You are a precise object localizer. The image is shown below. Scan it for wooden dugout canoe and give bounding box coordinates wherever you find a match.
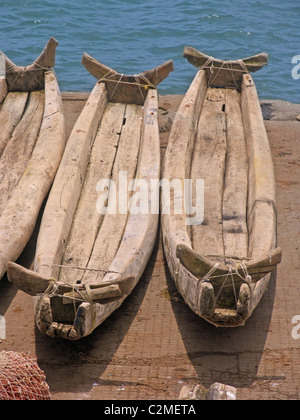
[161,47,282,327]
[8,54,174,340]
[0,37,65,281]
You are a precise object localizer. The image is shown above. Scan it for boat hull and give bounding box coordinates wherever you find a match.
[8,57,173,339]
[162,67,281,327]
[0,38,65,280]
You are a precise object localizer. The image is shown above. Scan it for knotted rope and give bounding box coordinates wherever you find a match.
[200,258,253,308]
[200,56,249,89]
[41,262,119,274]
[97,69,156,102]
[39,279,99,336]
[5,60,53,90]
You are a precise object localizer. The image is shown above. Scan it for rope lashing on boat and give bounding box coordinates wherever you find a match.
[40,280,113,337]
[176,255,253,308]
[39,279,95,304]
[200,56,249,89]
[198,260,253,307]
[41,263,120,275]
[41,264,122,301]
[214,266,239,307]
[201,262,220,283]
[5,60,52,89]
[40,279,60,299]
[239,263,253,285]
[97,69,156,102]
[39,279,98,335]
[177,254,253,286]
[40,263,124,305]
[199,262,253,284]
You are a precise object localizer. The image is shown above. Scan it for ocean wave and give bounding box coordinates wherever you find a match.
[0,0,299,101]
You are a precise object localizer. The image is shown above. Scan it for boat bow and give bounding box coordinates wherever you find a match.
[176,244,282,283]
[7,262,136,340]
[183,46,268,89]
[1,37,58,91]
[174,244,282,326]
[82,53,174,104]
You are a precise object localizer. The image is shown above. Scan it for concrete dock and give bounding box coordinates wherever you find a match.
[0,93,299,400]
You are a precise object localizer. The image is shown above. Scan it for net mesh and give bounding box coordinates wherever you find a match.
[0,351,51,400]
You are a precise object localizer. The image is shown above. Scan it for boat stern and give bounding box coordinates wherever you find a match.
[175,244,281,327]
[34,296,79,340]
[7,262,136,340]
[34,298,103,340]
[197,279,251,327]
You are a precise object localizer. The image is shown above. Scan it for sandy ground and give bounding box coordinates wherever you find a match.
[0,93,299,400]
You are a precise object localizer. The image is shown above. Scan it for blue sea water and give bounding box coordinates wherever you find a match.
[0,0,299,102]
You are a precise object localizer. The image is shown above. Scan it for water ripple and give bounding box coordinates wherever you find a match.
[0,0,299,101]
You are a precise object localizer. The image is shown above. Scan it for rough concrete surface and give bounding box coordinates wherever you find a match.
[0,92,299,400]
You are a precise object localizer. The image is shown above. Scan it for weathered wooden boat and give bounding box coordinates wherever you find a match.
[8,54,174,340]
[0,37,65,281]
[161,47,282,327]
